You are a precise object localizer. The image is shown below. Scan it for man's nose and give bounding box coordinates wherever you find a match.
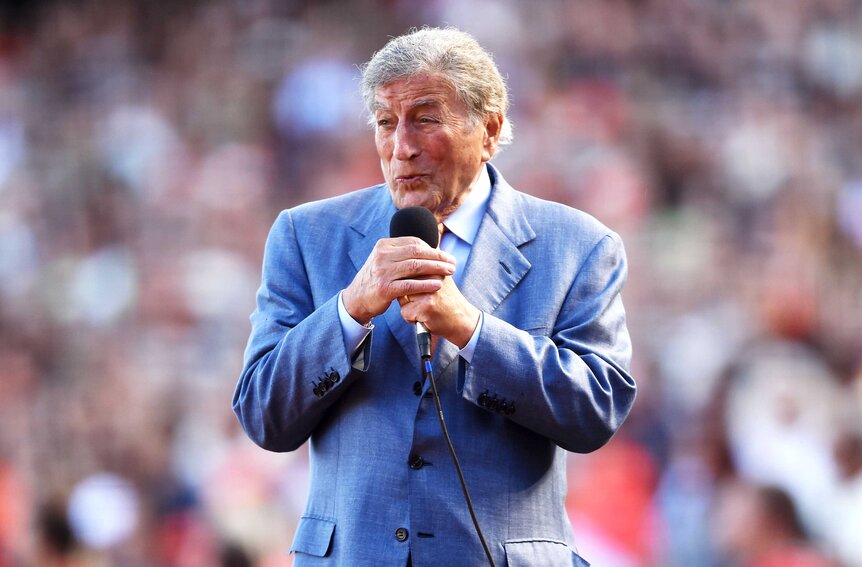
[393,123,420,160]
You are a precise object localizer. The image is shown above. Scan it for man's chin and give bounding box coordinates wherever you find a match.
[392,191,438,213]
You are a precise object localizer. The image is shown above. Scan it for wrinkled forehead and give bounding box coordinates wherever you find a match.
[371,73,460,113]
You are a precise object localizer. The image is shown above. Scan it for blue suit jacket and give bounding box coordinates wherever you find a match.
[233,165,636,566]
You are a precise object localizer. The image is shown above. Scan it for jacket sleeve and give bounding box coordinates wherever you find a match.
[232,210,369,452]
[460,232,636,453]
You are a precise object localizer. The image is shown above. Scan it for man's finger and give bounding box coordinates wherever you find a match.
[391,258,455,280]
[385,237,456,264]
[390,278,444,298]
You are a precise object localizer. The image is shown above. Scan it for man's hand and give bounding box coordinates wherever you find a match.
[342,237,456,326]
[398,275,481,349]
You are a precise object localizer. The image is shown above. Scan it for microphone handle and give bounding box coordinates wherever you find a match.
[416,322,432,359]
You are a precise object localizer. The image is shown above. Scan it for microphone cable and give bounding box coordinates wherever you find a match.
[422,356,497,567]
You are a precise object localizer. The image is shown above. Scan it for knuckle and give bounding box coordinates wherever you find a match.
[371,257,387,274]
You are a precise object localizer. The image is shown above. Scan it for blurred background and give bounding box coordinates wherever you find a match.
[0,0,860,565]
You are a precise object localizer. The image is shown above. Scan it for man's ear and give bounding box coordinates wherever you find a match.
[481,112,504,162]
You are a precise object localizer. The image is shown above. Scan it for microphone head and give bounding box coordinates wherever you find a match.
[389,206,439,248]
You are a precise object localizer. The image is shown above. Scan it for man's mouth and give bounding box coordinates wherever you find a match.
[395,174,428,183]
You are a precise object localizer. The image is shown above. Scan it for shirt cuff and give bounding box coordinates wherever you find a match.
[457,312,483,363]
[338,290,373,355]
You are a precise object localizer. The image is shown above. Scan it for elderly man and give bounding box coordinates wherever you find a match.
[234,27,636,566]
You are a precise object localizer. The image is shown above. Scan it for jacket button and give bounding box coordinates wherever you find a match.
[327,369,340,383]
[408,454,425,470]
[413,381,422,396]
[395,527,409,542]
[478,393,488,407]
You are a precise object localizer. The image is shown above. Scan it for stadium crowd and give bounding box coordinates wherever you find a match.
[0,0,860,565]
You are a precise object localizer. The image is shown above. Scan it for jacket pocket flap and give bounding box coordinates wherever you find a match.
[504,539,590,567]
[289,516,336,557]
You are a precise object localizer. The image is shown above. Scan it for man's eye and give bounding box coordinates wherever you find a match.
[418,117,437,124]
[377,118,392,127]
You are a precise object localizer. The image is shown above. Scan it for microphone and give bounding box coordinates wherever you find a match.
[389,206,439,360]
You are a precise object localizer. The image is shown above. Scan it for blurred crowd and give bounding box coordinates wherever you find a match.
[0,0,860,565]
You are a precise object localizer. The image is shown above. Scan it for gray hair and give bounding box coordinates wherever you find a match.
[360,27,513,146]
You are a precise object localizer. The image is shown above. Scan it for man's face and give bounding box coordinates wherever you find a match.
[373,73,500,220]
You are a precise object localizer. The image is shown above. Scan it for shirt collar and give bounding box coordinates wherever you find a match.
[443,165,491,245]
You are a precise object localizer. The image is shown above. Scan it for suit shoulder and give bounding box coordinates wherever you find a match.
[281,184,385,222]
[514,190,619,242]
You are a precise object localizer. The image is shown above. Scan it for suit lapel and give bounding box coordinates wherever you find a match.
[347,188,423,373]
[346,187,394,273]
[434,165,535,375]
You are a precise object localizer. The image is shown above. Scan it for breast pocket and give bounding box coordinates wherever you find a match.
[289,515,336,557]
[504,538,590,567]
